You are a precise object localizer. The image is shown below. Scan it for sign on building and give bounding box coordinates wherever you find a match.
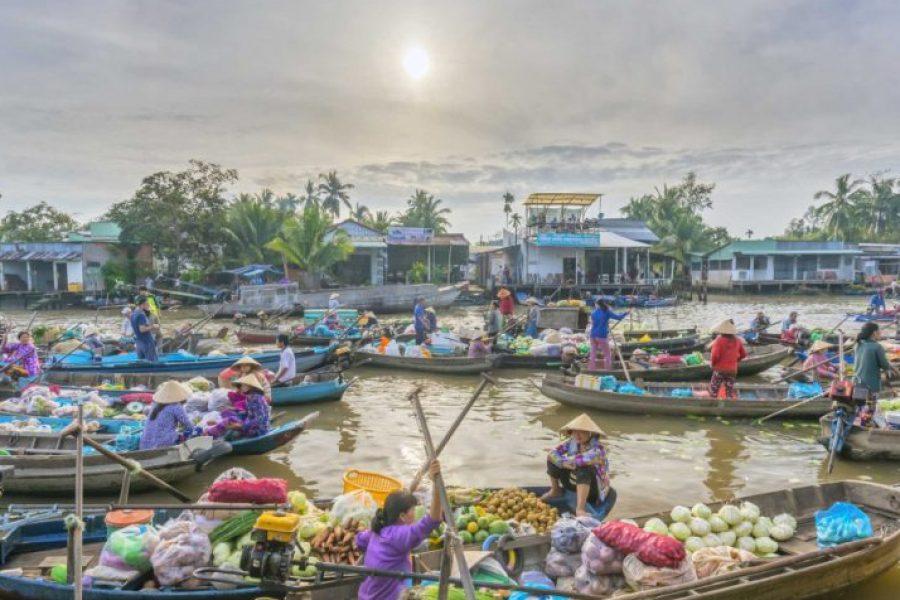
[387,226,434,244]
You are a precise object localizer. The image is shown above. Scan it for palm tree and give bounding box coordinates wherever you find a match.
[502,191,514,226]
[814,174,864,240]
[856,175,899,238]
[351,202,371,222]
[365,210,393,234]
[301,179,320,208]
[510,212,522,244]
[317,171,354,218]
[266,203,353,288]
[277,192,300,214]
[222,194,285,265]
[400,189,451,234]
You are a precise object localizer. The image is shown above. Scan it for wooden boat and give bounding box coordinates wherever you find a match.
[818,414,900,460]
[449,480,899,600]
[353,350,497,374]
[573,344,792,381]
[236,327,364,347]
[621,326,697,340]
[271,377,353,406]
[540,376,831,418]
[851,312,896,323]
[42,346,333,386]
[0,438,224,495]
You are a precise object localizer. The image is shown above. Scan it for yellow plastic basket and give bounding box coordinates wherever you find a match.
[342,469,403,507]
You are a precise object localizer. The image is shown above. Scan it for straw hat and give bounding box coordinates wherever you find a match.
[809,340,833,353]
[121,306,132,315]
[153,380,192,405]
[232,356,263,370]
[425,307,435,314]
[560,413,605,436]
[330,293,340,300]
[523,297,539,305]
[235,374,266,393]
[497,288,511,299]
[711,319,738,335]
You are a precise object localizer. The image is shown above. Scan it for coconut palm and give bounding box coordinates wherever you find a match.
[222,194,285,265]
[510,212,522,244]
[813,174,864,240]
[301,179,320,208]
[266,203,353,287]
[365,210,393,234]
[351,202,371,222]
[856,175,899,238]
[400,189,451,234]
[277,192,301,214]
[317,171,354,218]
[502,191,514,225]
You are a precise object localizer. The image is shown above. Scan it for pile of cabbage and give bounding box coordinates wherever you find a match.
[640,501,797,557]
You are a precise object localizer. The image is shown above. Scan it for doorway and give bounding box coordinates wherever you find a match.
[563,257,576,283]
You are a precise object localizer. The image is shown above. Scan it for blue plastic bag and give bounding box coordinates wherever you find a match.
[616,383,645,395]
[815,502,873,547]
[599,376,618,391]
[788,382,823,399]
[509,571,565,600]
[670,388,693,398]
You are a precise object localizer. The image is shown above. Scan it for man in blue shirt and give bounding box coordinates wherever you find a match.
[413,297,428,345]
[132,296,159,362]
[868,290,886,315]
[588,299,628,371]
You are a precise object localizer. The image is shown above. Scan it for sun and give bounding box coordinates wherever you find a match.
[403,46,429,80]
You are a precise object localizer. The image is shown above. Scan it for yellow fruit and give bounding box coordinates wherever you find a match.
[466,522,479,535]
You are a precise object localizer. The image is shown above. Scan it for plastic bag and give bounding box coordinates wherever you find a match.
[581,532,624,575]
[636,531,687,568]
[815,502,873,547]
[120,392,154,404]
[670,388,693,398]
[330,489,378,526]
[691,546,756,579]
[83,564,139,587]
[544,549,583,578]
[623,554,696,591]
[100,525,159,573]
[208,477,287,504]
[616,383,645,395]
[598,375,618,391]
[593,521,685,568]
[788,382,823,399]
[573,565,625,596]
[150,515,212,586]
[185,391,211,413]
[550,515,598,553]
[509,571,565,600]
[683,352,704,366]
[209,389,234,413]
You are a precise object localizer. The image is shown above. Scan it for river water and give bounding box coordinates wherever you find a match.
[3,295,898,597]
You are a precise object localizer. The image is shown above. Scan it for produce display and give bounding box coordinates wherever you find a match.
[477,488,559,534]
[454,505,512,545]
[308,519,367,565]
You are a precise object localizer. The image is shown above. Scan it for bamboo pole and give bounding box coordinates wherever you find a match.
[73,403,84,600]
[756,391,829,423]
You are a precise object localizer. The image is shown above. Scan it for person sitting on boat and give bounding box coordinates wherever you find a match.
[413,296,428,345]
[588,299,628,371]
[272,334,297,388]
[853,322,895,399]
[750,311,771,333]
[1,330,41,384]
[523,297,541,338]
[780,311,807,344]
[497,287,515,322]
[217,356,272,401]
[82,327,105,362]
[485,300,503,338]
[424,307,438,332]
[323,310,341,331]
[467,335,492,358]
[328,292,341,311]
[131,296,160,362]
[209,374,271,440]
[542,414,610,517]
[867,289,887,315]
[803,340,839,382]
[709,319,747,399]
[356,460,443,600]
[139,380,200,450]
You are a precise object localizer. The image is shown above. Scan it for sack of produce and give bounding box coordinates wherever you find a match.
[550,515,598,553]
[509,571,564,600]
[670,388,693,398]
[120,392,154,404]
[683,352,704,366]
[208,477,287,504]
[573,565,625,596]
[150,515,212,586]
[593,521,685,568]
[788,382,823,399]
[635,531,687,568]
[691,546,756,579]
[815,502,873,547]
[594,520,651,554]
[616,383,645,395]
[599,376,618,391]
[544,548,582,578]
[650,354,684,366]
[581,532,624,575]
[98,525,159,574]
[330,489,378,526]
[185,391,211,413]
[622,554,696,590]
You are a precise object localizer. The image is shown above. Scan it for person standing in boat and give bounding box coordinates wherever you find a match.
[328,292,341,311]
[867,289,886,315]
[524,297,541,338]
[137,285,160,324]
[588,299,628,371]
[709,319,747,399]
[543,414,610,517]
[424,307,438,333]
[853,322,895,398]
[803,340,838,382]
[1,330,41,383]
[131,296,160,362]
[413,296,428,345]
[140,381,199,450]
[273,334,297,388]
[497,287,515,325]
[485,300,503,338]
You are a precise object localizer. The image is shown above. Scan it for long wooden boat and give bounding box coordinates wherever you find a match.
[42,346,333,386]
[271,378,352,406]
[352,351,497,374]
[573,344,792,381]
[540,376,832,418]
[235,326,365,346]
[452,480,899,600]
[621,326,697,339]
[818,414,900,460]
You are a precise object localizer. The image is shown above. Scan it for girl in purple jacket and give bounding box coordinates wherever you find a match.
[356,461,442,600]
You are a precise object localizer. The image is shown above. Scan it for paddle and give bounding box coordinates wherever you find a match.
[756,390,829,423]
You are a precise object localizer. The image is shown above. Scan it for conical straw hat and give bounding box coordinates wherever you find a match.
[234,373,266,393]
[809,340,833,353]
[711,319,738,335]
[153,380,192,405]
[231,356,263,370]
[560,413,605,436]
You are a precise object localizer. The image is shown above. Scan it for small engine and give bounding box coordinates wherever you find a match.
[240,511,300,582]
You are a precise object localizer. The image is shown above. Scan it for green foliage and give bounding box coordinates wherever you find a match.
[408,260,428,283]
[266,203,353,284]
[622,172,731,272]
[222,192,288,266]
[364,210,394,234]
[0,201,80,242]
[106,160,237,274]
[400,189,451,234]
[100,260,128,292]
[317,171,354,218]
[351,203,370,221]
[510,212,522,230]
[502,191,514,225]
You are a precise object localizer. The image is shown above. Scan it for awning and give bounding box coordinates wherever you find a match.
[0,250,82,261]
[597,230,649,249]
[524,193,600,206]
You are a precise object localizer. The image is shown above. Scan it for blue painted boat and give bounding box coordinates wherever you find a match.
[0,414,141,435]
[227,414,317,455]
[271,378,353,406]
[850,312,896,322]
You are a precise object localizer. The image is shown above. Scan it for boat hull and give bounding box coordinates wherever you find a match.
[818,415,900,460]
[236,328,362,347]
[271,379,350,406]
[353,352,496,374]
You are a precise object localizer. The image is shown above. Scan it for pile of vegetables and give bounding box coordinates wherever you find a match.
[646,501,796,557]
[478,488,558,534]
[454,506,511,545]
[308,519,366,565]
[209,511,259,570]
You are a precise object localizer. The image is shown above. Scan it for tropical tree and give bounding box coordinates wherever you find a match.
[222,193,286,265]
[266,202,353,288]
[317,171,354,218]
[365,210,394,234]
[301,179,320,208]
[813,173,864,240]
[855,174,899,238]
[502,191,514,226]
[400,189,452,234]
[277,192,301,214]
[510,212,522,243]
[351,202,370,222]
[0,201,80,242]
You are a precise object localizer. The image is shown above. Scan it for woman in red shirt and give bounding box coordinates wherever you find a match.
[709,319,747,399]
[497,288,515,320]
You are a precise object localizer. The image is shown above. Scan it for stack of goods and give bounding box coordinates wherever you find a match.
[83,524,160,587]
[453,506,511,545]
[876,399,900,430]
[544,516,603,584]
[594,521,693,592]
[815,502,872,547]
[476,488,558,534]
[295,489,379,569]
[649,354,685,367]
[571,375,647,396]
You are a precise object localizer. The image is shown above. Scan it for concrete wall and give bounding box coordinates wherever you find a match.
[523,244,584,283]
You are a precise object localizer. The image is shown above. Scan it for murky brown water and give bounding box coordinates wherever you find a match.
[2,295,898,597]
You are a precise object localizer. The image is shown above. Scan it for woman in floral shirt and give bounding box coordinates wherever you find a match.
[2,331,41,381]
[209,374,270,440]
[542,413,610,517]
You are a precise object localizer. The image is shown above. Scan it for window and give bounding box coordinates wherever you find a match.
[735,256,751,269]
[709,259,731,271]
[753,256,767,270]
[818,255,839,269]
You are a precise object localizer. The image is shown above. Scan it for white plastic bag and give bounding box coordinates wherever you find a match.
[330,489,378,526]
[151,514,212,586]
[623,554,697,591]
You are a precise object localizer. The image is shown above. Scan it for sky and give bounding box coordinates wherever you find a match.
[1,0,899,242]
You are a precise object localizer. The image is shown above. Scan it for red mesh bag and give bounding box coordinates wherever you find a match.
[594,521,653,554]
[121,392,154,404]
[636,534,686,568]
[207,478,288,504]
[594,521,686,569]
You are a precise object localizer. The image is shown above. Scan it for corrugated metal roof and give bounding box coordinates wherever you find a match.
[524,193,600,206]
[0,249,82,261]
[596,218,660,243]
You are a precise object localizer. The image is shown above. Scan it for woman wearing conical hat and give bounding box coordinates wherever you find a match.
[709,319,747,399]
[139,381,199,450]
[802,340,838,382]
[542,413,610,517]
[217,356,272,401]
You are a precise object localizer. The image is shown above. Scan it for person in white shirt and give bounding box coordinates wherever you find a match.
[328,293,341,311]
[273,334,296,386]
[121,306,134,338]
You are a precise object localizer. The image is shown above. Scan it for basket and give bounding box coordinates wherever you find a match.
[343,469,403,507]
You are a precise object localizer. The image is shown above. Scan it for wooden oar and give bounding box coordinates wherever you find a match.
[408,374,496,493]
[756,391,829,423]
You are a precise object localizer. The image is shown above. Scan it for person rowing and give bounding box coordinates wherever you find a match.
[780,311,808,345]
[523,296,541,338]
[542,413,611,517]
[803,340,838,382]
[709,319,747,399]
[749,311,771,333]
[867,289,887,315]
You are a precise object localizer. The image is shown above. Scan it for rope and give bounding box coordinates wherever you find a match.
[123,458,144,476]
[63,513,85,531]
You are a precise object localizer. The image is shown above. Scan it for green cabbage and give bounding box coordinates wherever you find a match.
[769,524,793,541]
[773,513,797,531]
[755,536,778,555]
[670,505,691,523]
[685,536,705,553]
[732,521,753,537]
[708,515,728,533]
[737,536,756,553]
[702,533,722,548]
[669,522,691,541]
[719,531,737,547]
[717,504,742,525]
[740,502,760,522]
[691,503,712,519]
[752,521,770,539]
[643,517,669,536]
[689,517,711,536]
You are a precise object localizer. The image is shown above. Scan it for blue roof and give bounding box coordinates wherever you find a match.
[222,264,282,278]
